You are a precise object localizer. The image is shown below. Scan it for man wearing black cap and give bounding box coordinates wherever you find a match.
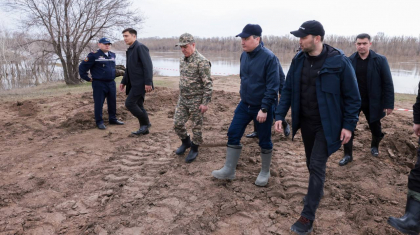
[79,37,124,129]
[212,24,282,187]
[120,28,153,135]
[339,33,394,166]
[274,20,361,234]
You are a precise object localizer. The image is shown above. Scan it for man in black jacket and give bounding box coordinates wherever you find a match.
[339,33,394,166]
[119,28,154,135]
[387,82,420,234]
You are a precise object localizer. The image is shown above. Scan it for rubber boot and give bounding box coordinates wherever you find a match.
[371,133,384,157]
[246,121,258,138]
[212,145,242,180]
[339,138,353,166]
[255,148,272,186]
[175,136,191,155]
[387,195,420,235]
[185,142,199,163]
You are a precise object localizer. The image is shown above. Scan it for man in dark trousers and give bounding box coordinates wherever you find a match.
[79,37,124,129]
[119,28,153,135]
[245,62,291,138]
[274,20,361,234]
[339,33,394,166]
[212,24,280,187]
[388,82,420,234]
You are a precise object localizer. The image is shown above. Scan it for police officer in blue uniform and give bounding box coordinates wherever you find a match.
[79,37,124,129]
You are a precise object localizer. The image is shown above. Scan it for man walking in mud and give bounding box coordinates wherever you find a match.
[119,28,154,135]
[173,33,213,163]
[339,33,394,166]
[274,20,361,234]
[79,37,124,130]
[388,82,420,234]
[212,24,281,187]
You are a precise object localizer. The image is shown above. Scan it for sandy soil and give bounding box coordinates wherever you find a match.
[0,76,418,234]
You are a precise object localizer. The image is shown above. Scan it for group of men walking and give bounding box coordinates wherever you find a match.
[78,21,419,234]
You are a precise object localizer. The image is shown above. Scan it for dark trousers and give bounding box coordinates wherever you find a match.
[92,80,117,125]
[408,138,420,193]
[227,101,274,150]
[345,102,382,148]
[300,119,329,221]
[252,117,287,132]
[125,92,149,126]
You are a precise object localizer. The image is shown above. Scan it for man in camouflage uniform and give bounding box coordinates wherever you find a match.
[174,33,213,163]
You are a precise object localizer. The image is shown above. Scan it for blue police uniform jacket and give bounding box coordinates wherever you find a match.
[79,49,116,82]
[275,44,361,156]
[239,44,280,109]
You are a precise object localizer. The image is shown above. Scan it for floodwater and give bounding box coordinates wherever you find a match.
[1,51,419,94]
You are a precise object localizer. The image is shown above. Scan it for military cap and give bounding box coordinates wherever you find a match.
[175,33,195,47]
[99,37,112,44]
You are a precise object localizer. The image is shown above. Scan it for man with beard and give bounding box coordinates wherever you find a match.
[339,33,394,166]
[212,24,281,187]
[119,28,153,135]
[274,20,361,234]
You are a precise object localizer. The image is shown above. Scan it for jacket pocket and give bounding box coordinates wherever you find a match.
[321,72,340,95]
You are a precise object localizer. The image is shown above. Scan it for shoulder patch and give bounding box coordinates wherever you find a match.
[84,57,89,62]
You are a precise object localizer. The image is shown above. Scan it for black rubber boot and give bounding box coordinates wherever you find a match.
[339,138,353,166]
[175,136,191,155]
[291,216,314,235]
[388,196,420,235]
[371,133,384,157]
[185,142,199,163]
[246,122,258,138]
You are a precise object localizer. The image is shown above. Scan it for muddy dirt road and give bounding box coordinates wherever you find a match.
[0,76,418,234]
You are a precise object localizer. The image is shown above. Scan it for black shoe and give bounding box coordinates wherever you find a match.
[246,132,258,138]
[339,155,353,166]
[291,216,314,235]
[132,125,149,135]
[283,121,291,137]
[185,142,199,163]
[176,136,192,155]
[97,123,106,130]
[388,196,420,235]
[109,120,124,125]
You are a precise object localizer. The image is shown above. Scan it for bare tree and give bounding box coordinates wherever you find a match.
[6,0,143,85]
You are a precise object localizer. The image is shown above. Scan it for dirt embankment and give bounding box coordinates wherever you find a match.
[0,77,418,234]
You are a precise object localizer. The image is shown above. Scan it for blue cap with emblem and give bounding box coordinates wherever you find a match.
[99,37,112,44]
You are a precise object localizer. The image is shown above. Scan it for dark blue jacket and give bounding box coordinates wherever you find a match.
[239,44,280,109]
[79,49,116,82]
[349,50,394,123]
[278,57,286,95]
[275,44,361,155]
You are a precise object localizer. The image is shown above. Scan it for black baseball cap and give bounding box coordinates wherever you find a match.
[290,20,325,38]
[236,24,262,38]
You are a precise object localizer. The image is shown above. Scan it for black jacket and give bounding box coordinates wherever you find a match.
[414,82,420,124]
[121,40,153,96]
[348,50,394,123]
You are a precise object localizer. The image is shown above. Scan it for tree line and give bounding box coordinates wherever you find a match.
[113,33,420,61]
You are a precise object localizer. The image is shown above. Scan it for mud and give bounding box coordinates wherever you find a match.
[0,81,418,234]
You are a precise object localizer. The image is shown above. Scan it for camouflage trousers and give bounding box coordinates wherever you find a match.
[174,96,204,145]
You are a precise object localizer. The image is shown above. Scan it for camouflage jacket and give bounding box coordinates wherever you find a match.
[179,50,213,105]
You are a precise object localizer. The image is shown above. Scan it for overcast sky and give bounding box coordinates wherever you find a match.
[1,0,419,39]
[134,0,420,38]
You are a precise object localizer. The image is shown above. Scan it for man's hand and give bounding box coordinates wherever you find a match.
[199,105,208,114]
[89,78,92,82]
[413,124,420,137]
[340,128,352,145]
[256,110,267,123]
[274,120,283,133]
[384,108,393,116]
[119,84,125,92]
[145,85,153,93]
